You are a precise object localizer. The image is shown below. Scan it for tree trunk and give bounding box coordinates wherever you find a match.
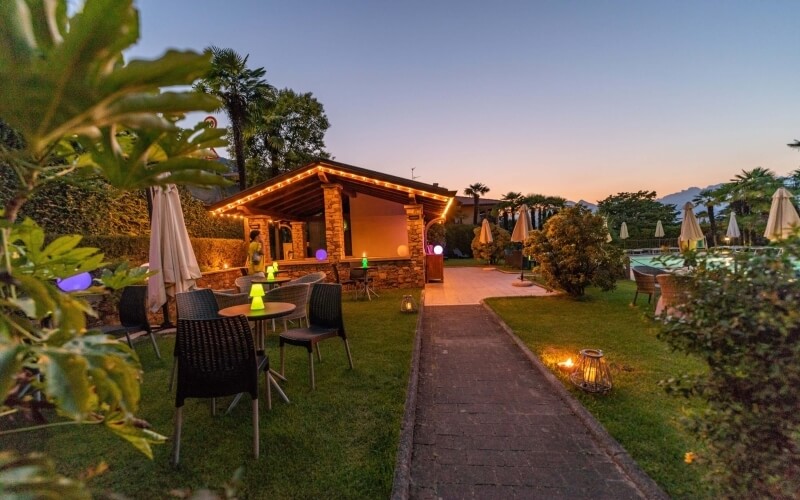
[708,205,717,247]
[472,197,479,225]
[232,123,247,190]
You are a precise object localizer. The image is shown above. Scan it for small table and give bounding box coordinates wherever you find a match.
[218,302,296,410]
[253,276,292,290]
[358,266,380,301]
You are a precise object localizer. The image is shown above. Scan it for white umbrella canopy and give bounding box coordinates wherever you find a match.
[148,184,202,313]
[655,220,665,238]
[479,218,493,244]
[619,222,629,240]
[679,202,705,248]
[764,187,800,241]
[726,212,741,239]
[511,205,533,243]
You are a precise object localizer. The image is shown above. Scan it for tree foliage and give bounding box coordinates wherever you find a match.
[246,89,330,183]
[524,206,623,296]
[470,222,510,263]
[597,191,679,241]
[658,245,800,497]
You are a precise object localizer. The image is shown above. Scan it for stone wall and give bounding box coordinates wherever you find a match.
[322,184,345,262]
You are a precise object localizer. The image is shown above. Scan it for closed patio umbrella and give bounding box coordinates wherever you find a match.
[679,202,705,250]
[655,220,665,238]
[726,212,741,241]
[764,187,800,241]
[148,184,202,313]
[511,205,533,281]
[479,218,493,244]
[511,205,532,243]
[603,217,612,243]
[619,222,629,240]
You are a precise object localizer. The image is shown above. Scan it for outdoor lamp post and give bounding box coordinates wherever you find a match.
[570,349,612,393]
[250,283,265,310]
[400,295,418,313]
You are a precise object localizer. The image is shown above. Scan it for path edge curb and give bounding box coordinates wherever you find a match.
[390,289,425,500]
[481,300,669,500]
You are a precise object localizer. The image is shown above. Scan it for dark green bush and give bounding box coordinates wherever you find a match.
[0,170,241,238]
[657,246,800,497]
[427,222,446,247]
[79,235,246,272]
[445,223,475,257]
[524,206,623,296]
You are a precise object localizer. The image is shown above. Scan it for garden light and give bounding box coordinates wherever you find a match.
[400,295,418,313]
[249,283,265,310]
[570,349,612,393]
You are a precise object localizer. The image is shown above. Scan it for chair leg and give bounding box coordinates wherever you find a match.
[169,359,177,392]
[632,290,639,305]
[280,343,285,377]
[265,371,272,411]
[343,338,354,369]
[171,406,183,466]
[252,398,259,459]
[316,343,322,362]
[124,332,133,349]
[309,351,315,390]
[149,331,161,359]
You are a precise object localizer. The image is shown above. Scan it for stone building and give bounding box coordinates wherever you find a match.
[208,160,456,289]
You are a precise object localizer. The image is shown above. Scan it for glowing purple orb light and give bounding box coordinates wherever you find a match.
[315,249,328,261]
[56,272,93,292]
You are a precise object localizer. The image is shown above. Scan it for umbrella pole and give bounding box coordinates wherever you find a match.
[161,303,173,329]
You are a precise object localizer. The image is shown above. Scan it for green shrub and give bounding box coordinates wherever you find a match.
[657,246,800,497]
[445,223,475,257]
[524,206,623,296]
[470,222,510,263]
[0,170,241,238]
[427,222,446,247]
[79,235,246,271]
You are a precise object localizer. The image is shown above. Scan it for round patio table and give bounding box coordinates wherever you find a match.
[218,302,296,410]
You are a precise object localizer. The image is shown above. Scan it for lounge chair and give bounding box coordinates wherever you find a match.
[655,274,692,317]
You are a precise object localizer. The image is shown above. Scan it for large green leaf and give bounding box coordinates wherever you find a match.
[104,410,167,460]
[40,347,94,419]
[0,451,90,499]
[0,343,25,403]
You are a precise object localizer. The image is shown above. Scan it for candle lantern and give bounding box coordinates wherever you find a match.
[250,283,265,310]
[569,348,612,393]
[362,253,368,268]
[400,295,418,313]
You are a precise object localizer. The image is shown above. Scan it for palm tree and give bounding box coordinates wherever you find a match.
[498,191,523,230]
[195,46,275,190]
[721,167,780,245]
[693,188,721,247]
[524,193,547,229]
[464,183,490,225]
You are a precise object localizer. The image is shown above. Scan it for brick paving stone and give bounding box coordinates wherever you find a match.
[409,305,647,499]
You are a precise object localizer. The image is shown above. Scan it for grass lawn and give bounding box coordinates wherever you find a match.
[4,288,420,499]
[486,281,713,499]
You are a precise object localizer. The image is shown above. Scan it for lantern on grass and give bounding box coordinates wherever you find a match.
[400,295,418,313]
[569,349,612,393]
[250,283,265,310]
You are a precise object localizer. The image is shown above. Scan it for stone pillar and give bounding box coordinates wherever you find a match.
[290,221,307,260]
[322,184,345,263]
[404,204,425,287]
[246,216,271,262]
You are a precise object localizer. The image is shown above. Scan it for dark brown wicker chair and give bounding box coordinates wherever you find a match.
[631,266,662,305]
[279,283,353,390]
[171,315,263,466]
[170,289,221,391]
[347,267,372,300]
[100,285,161,359]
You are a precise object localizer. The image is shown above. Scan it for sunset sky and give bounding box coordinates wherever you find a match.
[130,0,800,203]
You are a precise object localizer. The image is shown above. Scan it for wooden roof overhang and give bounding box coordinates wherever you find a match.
[208,160,457,222]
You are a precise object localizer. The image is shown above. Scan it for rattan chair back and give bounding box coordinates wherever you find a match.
[266,283,310,324]
[235,272,265,294]
[287,271,326,286]
[176,289,220,319]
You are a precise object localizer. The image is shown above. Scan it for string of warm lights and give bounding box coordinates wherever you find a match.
[211,164,454,219]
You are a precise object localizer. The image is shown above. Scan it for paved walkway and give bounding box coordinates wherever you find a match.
[408,268,650,499]
[424,267,550,305]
